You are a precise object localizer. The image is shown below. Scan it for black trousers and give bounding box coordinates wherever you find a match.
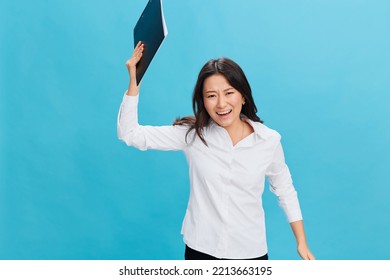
[185,245,268,260]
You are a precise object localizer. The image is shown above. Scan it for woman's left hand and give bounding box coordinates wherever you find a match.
[297,243,316,260]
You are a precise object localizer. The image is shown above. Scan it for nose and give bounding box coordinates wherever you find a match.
[217,95,227,108]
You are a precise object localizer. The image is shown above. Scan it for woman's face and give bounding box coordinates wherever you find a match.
[202,74,245,131]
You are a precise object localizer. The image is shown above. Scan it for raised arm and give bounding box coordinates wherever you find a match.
[117,42,188,151]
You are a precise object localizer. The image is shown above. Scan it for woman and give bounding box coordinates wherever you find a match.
[117,42,315,260]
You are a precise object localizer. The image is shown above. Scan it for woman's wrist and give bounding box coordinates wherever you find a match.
[126,82,139,96]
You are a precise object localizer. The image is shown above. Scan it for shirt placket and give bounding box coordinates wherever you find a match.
[216,146,234,258]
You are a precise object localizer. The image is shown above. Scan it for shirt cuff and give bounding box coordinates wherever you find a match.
[121,91,139,112]
[123,90,139,102]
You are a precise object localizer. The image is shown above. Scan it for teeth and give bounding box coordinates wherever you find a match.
[217,110,231,115]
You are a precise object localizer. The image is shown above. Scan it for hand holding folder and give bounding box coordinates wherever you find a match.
[125,42,144,94]
[133,0,168,85]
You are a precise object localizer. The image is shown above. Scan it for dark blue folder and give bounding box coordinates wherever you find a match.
[133,0,168,85]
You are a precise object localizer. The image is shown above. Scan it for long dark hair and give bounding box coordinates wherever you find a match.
[174,57,263,145]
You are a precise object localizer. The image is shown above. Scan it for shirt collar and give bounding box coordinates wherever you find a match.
[208,117,272,142]
[246,119,272,141]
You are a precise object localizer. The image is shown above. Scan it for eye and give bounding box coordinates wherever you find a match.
[226,91,234,95]
[206,94,216,98]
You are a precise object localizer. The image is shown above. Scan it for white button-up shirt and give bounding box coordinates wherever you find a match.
[117,93,302,259]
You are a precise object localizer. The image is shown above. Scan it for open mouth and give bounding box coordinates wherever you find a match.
[216,109,232,117]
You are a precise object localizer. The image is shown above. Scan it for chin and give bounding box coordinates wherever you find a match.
[214,119,233,128]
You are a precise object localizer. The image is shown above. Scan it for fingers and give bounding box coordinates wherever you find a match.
[133,41,144,59]
[125,42,144,69]
[297,246,315,260]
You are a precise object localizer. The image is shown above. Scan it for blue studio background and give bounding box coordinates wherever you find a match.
[1,0,389,260]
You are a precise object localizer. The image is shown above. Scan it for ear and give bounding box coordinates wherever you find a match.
[242,97,246,105]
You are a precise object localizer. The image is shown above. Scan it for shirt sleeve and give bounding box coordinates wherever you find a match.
[117,92,188,151]
[266,141,303,223]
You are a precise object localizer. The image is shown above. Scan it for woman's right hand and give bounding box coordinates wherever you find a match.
[125,41,144,96]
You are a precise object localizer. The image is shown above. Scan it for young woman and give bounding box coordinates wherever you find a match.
[117,42,315,260]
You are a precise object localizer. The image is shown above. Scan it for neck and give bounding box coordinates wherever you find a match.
[226,119,252,146]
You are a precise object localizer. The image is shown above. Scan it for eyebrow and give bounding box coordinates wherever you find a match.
[204,87,234,94]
